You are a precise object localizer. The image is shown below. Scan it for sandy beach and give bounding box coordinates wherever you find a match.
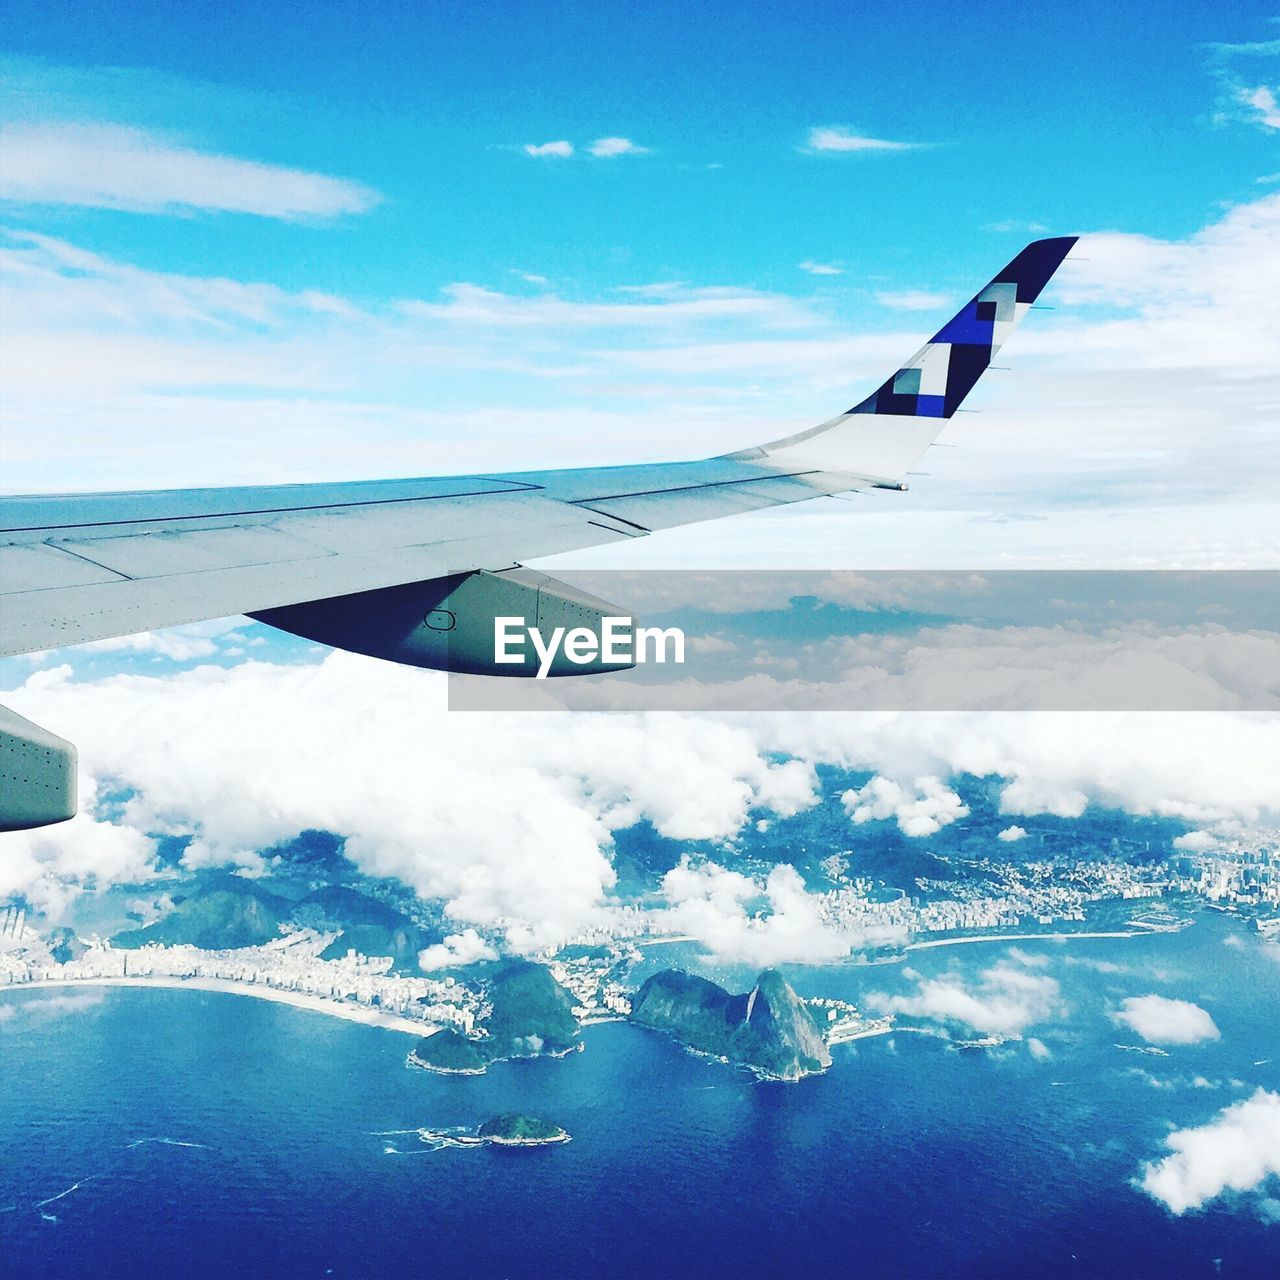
[4,975,439,1038]
[905,929,1152,952]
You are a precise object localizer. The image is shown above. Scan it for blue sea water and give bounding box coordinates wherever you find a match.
[2,913,1278,1279]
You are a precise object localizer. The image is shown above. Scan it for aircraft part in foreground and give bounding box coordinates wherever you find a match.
[0,705,76,832]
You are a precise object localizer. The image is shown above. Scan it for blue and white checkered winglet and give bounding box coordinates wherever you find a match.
[739,236,1077,487]
[850,236,1078,420]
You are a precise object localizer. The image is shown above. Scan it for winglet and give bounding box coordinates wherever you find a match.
[735,236,1077,485]
[849,236,1078,419]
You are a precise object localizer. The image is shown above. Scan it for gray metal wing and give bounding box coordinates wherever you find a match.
[2,238,1075,657]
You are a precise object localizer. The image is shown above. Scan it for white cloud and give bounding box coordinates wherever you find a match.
[661,858,886,965]
[689,633,736,655]
[181,837,268,878]
[982,219,1050,234]
[0,992,106,1022]
[1241,85,1280,130]
[0,121,379,219]
[418,928,498,970]
[80,620,244,662]
[1114,995,1221,1045]
[0,808,157,920]
[842,776,969,837]
[401,280,809,330]
[1206,38,1280,58]
[1027,1036,1052,1060]
[804,126,922,153]
[1173,830,1218,853]
[523,140,573,158]
[798,260,842,276]
[1050,194,1280,375]
[998,825,1028,842]
[21,992,106,1017]
[588,137,647,157]
[871,955,1061,1035]
[874,290,952,311]
[1140,1089,1280,1215]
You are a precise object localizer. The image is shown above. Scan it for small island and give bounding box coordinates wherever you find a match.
[476,1113,570,1146]
[410,1114,571,1150]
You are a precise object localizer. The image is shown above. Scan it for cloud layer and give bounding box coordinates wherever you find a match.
[3,655,813,948]
[5,636,1280,946]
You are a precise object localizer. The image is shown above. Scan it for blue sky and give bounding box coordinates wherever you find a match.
[3,2,1276,299]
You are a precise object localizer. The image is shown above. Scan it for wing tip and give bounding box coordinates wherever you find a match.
[995,235,1080,302]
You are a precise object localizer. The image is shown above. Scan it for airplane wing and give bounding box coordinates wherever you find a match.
[0,237,1076,827]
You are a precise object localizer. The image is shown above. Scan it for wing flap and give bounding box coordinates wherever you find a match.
[57,524,332,578]
[0,543,129,592]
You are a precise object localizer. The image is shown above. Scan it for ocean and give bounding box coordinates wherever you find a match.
[2,912,1277,1279]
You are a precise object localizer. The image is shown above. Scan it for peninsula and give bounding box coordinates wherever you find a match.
[408,958,581,1074]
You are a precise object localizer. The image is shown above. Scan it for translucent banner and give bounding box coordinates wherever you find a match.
[446,571,1280,712]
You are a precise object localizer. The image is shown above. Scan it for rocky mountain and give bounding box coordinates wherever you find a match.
[112,878,439,972]
[302,886,440,974]
[483,959,581,1057]
[408,960,581,1075]
[629,968,832,1081]
[113,881,287,951]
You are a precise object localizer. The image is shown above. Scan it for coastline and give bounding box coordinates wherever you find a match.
[4,975,439,1038]
[1,922,1191,1041]
[904,927,1167,953]
[407,1049,485,1075]
[411,1126,571,1148]
[486,1134,570,1147]
[640,923,1187,969]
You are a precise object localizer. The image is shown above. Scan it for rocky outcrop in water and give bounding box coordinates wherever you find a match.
[629,968,831,1081]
